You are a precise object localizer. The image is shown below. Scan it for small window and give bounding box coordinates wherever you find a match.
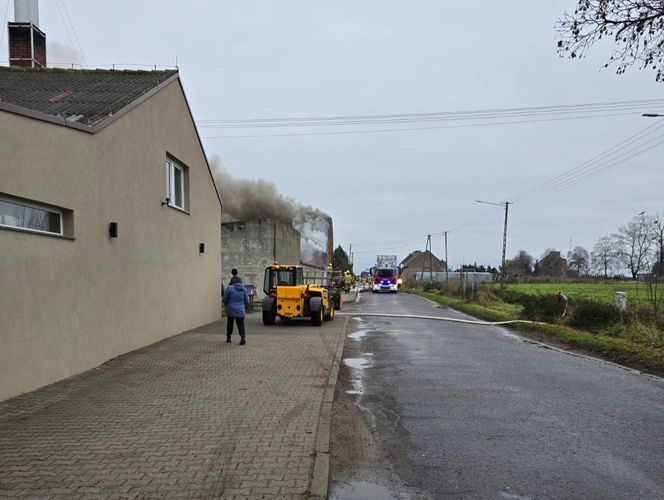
[166,156,189,211]
[0,195,63,235]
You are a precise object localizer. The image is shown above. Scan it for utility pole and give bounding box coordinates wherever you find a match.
[444,231,448,285]
[421,234,433,282]
[476,200,512,289]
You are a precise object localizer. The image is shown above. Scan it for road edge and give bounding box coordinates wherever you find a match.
[309,315,349,499]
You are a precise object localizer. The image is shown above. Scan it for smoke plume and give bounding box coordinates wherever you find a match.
[46,41,82,68]
[210,155,333,266]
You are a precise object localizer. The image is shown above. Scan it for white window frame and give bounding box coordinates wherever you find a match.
[166,157,187,211]
[0,194,64,236]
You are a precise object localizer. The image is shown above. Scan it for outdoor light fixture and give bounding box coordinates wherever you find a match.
[109,222,118,238]
[161,197,170,206]
[199,243,205,254]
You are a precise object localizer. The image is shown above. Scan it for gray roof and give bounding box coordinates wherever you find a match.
[0,66,178,128]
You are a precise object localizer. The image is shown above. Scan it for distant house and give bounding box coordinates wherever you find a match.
[0,66,222,401]
[534,251,568,278]
[400,250,447,283]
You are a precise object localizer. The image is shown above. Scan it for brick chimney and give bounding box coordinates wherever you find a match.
[8,0,46,68]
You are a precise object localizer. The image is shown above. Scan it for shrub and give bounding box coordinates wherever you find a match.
[567,299,621,331]
[519,294,567,322]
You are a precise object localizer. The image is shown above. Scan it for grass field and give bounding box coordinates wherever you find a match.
[487,282,650,307]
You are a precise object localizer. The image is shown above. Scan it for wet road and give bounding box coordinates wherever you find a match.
[331,291,664,499]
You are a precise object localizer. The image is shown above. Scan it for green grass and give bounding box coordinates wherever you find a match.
[416,290,664,376]
[488,281,649,307]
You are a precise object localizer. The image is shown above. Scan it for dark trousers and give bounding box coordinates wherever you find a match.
[226,316,246,339]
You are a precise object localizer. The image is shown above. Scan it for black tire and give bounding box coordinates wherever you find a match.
[262,310,276,325]
[324,301,335,321]
[312,307,323,326]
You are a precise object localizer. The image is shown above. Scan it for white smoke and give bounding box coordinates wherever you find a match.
[210,155,332,266]
[46,41,81,68]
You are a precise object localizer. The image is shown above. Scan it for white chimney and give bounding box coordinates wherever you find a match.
[14,0,39,27]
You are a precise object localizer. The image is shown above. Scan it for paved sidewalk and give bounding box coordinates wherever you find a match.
[0,312,348,499]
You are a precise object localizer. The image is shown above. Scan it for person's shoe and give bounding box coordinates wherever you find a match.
[239,339,246,345]
[226,337,231,343]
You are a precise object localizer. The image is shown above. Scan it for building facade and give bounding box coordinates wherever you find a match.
[0,67,222,401]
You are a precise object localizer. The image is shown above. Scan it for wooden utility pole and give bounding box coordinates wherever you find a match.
[476,200,512,289]
[444,231,448,285]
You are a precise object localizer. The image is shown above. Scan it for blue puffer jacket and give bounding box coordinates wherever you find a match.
[223,283,249,317]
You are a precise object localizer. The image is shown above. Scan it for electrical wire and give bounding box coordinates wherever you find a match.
[197,98,664,128]
[59,0,87,67]
[512,121,664,203]
[0,0,10,55]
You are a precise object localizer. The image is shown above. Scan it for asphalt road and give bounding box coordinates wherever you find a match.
[330,291,664,499]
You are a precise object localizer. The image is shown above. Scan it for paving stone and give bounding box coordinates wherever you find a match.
[0,314,345,499]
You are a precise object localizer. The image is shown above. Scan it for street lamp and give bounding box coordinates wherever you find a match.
[476,200,512,289]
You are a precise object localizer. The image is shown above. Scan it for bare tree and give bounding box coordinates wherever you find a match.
[568,245,590,276]
[591,236,619,277]
[612,215,655,279]
[504,250,534,279]
[556,1,664,82]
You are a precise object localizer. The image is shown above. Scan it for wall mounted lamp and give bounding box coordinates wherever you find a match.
[109,222,118,238]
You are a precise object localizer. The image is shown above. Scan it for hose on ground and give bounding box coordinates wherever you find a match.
[336,311,544,326]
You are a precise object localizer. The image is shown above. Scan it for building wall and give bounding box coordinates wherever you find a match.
[221,218,300,295]
[0,79,222,401]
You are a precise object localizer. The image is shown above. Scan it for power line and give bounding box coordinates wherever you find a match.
[197,98,664,128]
[56,0,87,67]
[512,121,664,202]
[201,111,657,139]
[0,0,10,54]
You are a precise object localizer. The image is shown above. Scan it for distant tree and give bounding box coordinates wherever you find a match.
[332,245,352,273]
[612,215,654,279]
[504,250,534,277]
[567,245,590,276]
[591,236,619,277]
[556,1,664,82]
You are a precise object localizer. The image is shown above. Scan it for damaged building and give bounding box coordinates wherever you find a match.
[214,159,333,295]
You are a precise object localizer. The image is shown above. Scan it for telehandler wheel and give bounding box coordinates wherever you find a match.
[324,302,335,321]
[312,307,323,326]
[262,309,276,325]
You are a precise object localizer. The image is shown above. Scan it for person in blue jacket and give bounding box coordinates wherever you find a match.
[222,269,250,345]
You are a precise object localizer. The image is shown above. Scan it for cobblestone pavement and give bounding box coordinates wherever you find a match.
[0,312,347,499]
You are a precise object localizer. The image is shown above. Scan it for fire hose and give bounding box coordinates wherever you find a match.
[336,311,544,326]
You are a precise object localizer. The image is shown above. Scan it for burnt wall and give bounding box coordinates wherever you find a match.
[221,218,300,296]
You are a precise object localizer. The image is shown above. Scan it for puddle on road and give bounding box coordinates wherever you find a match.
[343,355,373,395]
[330,480,403,500]
[349,329,369,341]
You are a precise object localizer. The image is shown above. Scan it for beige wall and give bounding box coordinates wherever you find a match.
[0,79,222,401]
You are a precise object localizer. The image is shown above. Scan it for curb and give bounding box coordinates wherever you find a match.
[309,315,349,499]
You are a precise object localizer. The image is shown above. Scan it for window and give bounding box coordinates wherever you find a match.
[0,194,64,235]
[166,156,188,211]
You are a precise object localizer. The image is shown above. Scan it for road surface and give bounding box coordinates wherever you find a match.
[329,291,664,499]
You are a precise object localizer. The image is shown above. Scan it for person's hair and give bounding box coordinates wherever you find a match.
[231,268,238,276]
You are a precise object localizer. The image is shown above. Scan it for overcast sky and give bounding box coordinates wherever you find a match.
[4,1,662,272]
